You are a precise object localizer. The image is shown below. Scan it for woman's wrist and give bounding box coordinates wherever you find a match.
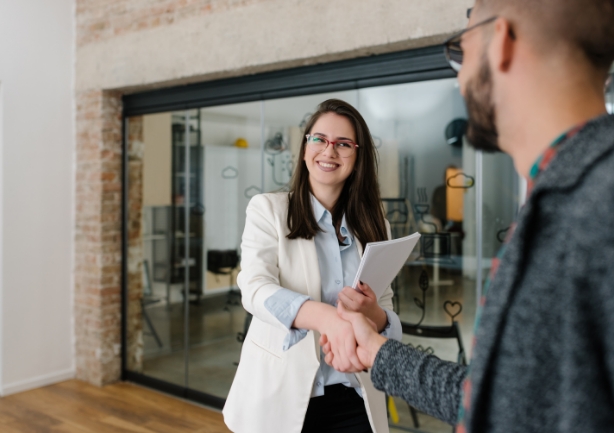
[293,300,337,333]
[316,304,342,334]
[371,306,388,333]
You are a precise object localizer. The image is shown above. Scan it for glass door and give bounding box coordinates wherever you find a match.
[125,110,191,388]
[187,101,263,398]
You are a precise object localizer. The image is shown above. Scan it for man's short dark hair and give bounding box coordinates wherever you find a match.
[477,0,614,72]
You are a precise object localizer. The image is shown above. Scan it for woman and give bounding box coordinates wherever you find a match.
[223,99,402,433]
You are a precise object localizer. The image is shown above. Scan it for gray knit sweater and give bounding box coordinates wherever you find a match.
[371,114,614,432]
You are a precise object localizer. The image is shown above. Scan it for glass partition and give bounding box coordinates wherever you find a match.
[124,78,522,432]
[607,66,614,114]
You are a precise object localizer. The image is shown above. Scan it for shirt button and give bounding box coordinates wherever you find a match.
[316,382,322,387]
[335,280,341,285]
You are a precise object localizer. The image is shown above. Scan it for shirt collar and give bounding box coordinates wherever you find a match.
[310,194,352,242]
[526,122,587,197]
[529,123,586,181]
[311,194,327,223]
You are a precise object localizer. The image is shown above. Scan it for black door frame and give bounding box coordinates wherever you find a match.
[121,44,456,409]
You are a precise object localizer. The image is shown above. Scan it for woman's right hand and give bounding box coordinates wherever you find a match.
[318,309,367,373]
[292,300,366,373]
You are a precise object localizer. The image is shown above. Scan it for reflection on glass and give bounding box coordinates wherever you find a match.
[126,111,189,386]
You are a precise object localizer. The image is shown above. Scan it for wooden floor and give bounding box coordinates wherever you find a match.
[0,380,231,433]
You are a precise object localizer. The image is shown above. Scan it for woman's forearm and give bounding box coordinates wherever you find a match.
[292,300,337,333]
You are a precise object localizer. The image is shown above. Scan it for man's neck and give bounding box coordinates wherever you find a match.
[499,81,607,178]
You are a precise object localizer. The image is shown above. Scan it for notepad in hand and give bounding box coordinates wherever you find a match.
[352,233,421,300]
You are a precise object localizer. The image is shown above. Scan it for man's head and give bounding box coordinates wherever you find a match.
[452,0,614,153]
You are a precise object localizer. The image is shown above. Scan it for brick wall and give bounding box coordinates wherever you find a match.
[77,0,268,47]
[126,116,145,373]
[74,89,123,385]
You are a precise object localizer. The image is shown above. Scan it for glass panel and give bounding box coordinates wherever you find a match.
[188,101,263,398]
[358,79,475,432]
[125,79,523,427]
[481,151,520,274]
[606,66,614,114]
[126,111,189,387]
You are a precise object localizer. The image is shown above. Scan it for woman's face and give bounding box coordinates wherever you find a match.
[304,112,358,192]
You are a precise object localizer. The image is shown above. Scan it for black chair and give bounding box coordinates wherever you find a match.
[207,249,241,309]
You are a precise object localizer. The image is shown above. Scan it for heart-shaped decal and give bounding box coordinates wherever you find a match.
[444,301,463,321]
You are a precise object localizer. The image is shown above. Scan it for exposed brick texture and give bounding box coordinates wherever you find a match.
[75,89,123,386]
[76,0,269,47]
[126,116,145,373]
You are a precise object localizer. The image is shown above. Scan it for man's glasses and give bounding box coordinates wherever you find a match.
[443,16,498,72]
[305,134,359,158]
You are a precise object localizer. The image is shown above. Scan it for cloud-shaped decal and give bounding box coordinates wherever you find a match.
[222,166,239,179]
[446,172,475,189]
[244,186,263,199]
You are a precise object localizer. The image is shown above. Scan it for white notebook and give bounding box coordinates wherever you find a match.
[352,232,421,299]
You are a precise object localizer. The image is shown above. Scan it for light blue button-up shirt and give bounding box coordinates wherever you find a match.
[264,195,402,397]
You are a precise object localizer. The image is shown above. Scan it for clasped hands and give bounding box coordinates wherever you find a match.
[319,282,388,373]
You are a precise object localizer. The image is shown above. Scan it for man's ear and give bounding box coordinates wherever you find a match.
[490,18,515,73]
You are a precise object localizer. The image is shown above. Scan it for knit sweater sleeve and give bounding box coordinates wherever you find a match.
[370,339,468,425]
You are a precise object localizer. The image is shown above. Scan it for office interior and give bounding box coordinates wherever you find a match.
[124,76,536,432]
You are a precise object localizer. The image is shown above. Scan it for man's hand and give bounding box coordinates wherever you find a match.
[338,282,388,332]
[320,302,388,369]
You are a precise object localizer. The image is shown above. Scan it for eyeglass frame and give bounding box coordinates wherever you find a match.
[304,134,359,157]
[443,15,499,72]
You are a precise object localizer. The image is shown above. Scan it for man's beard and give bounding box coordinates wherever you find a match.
[465,57,501,152]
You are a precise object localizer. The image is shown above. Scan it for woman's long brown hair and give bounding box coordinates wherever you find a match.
[286,99,387,246]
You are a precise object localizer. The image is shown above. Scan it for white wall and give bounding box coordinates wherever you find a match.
[0,0,75,395]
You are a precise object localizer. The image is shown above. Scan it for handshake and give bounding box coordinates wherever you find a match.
[318,282,389,373]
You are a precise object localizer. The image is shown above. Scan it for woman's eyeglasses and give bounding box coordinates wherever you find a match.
[443,16,498,72]
[305,134,359,158]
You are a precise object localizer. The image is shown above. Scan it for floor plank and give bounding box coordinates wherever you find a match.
[0,380,231,433]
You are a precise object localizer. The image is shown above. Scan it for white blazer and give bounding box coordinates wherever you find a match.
[223,192,393,433]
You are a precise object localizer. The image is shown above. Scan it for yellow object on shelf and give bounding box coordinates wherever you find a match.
[235,138,249,148]
[388,396,399,424]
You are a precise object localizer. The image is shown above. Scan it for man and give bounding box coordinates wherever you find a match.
[322,0,614,431]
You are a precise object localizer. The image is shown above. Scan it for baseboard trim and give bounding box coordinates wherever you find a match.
[1,368,75,396]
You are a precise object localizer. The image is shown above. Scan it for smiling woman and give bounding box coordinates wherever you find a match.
[223,99,403,433]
